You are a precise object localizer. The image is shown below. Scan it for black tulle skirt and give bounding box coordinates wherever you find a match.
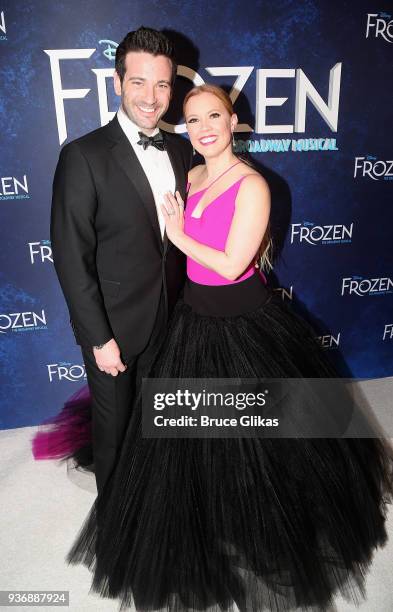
[35,275,393,611]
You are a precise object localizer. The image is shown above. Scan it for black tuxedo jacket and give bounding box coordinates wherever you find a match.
[50,116,193,361]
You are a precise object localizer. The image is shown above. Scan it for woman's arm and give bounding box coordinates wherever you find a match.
[162,174,270,281]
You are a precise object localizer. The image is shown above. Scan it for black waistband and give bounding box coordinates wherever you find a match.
[183,272,272,317]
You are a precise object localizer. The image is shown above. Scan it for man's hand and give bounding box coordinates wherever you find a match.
[93,338,127,376]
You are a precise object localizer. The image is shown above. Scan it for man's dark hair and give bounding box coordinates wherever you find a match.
[115,27,177,85]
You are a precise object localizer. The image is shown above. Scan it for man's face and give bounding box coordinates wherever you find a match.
[114,51,173,135]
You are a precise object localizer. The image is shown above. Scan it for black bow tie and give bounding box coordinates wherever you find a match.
[137,131,165,151]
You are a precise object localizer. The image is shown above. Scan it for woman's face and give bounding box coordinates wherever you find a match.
[184,92,237,158]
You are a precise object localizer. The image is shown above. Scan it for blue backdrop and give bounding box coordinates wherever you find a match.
[1,0,392,429]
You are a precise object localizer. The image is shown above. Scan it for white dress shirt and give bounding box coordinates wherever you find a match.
[117,106,176,239]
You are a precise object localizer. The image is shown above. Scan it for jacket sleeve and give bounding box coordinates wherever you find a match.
[50,142,113,347]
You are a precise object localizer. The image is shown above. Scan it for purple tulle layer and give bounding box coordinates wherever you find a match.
[32,384,93,466]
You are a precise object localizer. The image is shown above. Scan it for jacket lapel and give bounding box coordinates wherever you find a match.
[163,134,186,254]
[105,117,187,257]
[107,118,163,253]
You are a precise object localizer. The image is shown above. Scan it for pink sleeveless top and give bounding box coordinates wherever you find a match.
[184,176,266,286]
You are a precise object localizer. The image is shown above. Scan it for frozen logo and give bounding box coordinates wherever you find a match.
[354,156,393,180]
[47,362,87,382]
[316,333,341,349]
[383,324,393,340]
[99,39,118,60]
[0,309,47,334]
[29,241,53,264]
[366,13,393,43]
[0,175,29,200]
[341,276,393,296]
[44,45,342,145]
[273,285,293,301]
[0,11,6,40]
[291,222,353,245]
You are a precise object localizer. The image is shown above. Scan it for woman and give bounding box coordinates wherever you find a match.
[35,85,393,612]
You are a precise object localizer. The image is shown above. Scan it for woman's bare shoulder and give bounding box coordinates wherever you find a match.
[239,168,269,192]
[236,170,270,207]
[236,161,263,179]
[188,164,205,182]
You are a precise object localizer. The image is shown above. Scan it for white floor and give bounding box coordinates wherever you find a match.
[1,378,393,612]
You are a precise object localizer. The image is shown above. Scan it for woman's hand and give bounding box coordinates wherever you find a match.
[161,191,185,243]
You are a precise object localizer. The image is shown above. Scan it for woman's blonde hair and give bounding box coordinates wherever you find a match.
[183,84,274,274]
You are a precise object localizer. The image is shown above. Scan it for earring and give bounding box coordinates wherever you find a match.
[193,146,196,155]
[232,132,235,148]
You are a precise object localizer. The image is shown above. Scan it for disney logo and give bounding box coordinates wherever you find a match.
[99,39,118,61]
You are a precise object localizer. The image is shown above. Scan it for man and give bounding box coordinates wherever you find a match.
[51,27,193,494]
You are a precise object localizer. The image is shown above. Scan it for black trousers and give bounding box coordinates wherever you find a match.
[81,290,167,495]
